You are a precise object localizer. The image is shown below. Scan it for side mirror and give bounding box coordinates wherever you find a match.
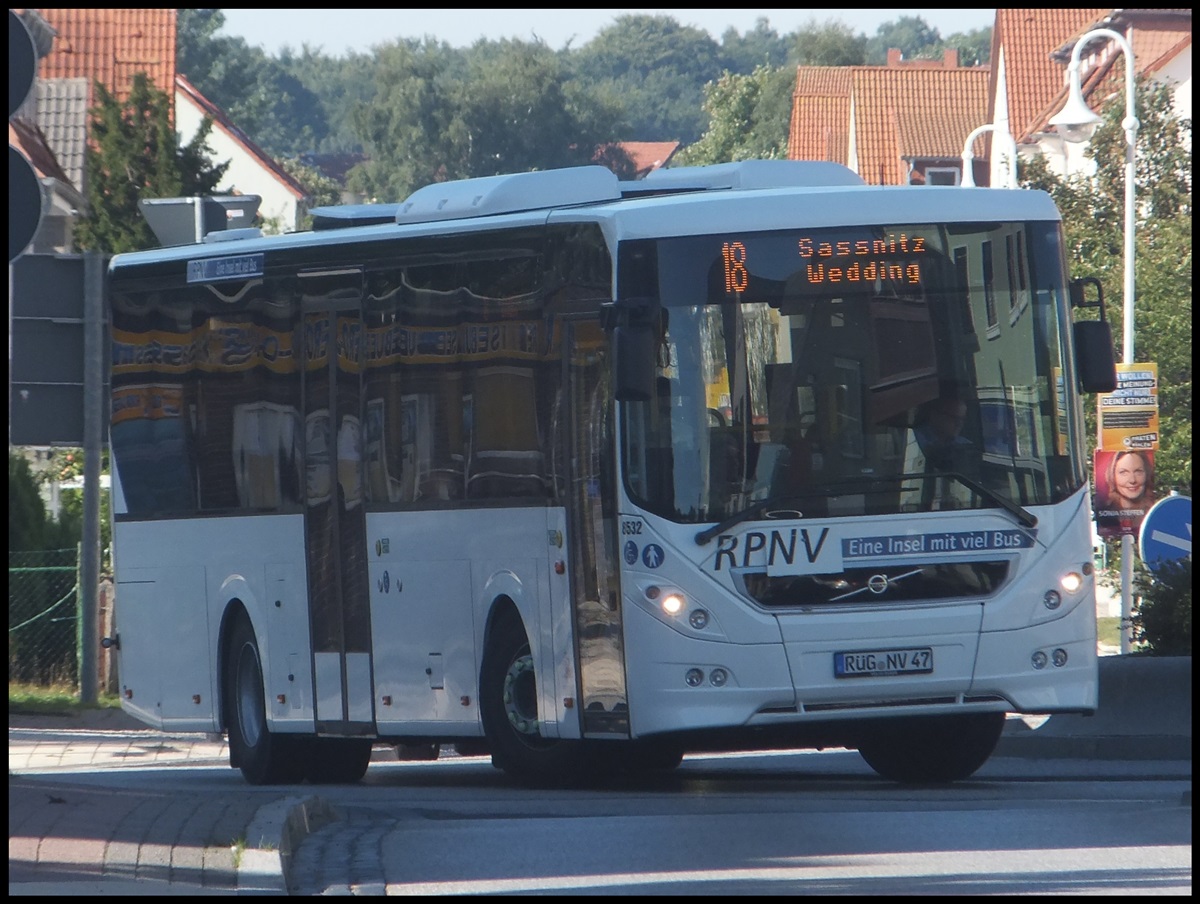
[603,298,662,402]
[1069,277,1117,393]
[612,323,657,402]
[1074,320,1117,393]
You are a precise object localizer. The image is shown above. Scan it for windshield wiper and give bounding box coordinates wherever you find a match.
[929,470,1039,529]
[692,471,1037,547]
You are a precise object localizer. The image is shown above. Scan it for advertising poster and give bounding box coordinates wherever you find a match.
[1094,448,1157,539]
[1097,363,1158,452]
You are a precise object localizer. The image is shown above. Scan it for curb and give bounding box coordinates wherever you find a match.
[238,796,338,894]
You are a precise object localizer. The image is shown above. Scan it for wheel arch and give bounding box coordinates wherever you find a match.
[481,594,524,675]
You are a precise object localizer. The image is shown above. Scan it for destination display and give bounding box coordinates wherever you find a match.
[720,229,933,297]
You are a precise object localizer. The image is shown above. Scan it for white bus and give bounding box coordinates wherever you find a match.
[106,160,1117,787]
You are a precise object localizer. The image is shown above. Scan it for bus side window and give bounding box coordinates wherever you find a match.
[467,366,548,499]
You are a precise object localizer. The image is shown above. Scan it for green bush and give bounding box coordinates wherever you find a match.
[1131,558,1192,655]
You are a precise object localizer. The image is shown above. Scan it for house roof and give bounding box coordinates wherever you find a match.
[993,8,1192,145]
[34,77,89,193]
[9,118,71,186]
[617,141,680,178]
[1029,8,1193,141]
[789,59,988,185]
[992,9,1113,145]
[788,69,852,162]
[175,75,307,201]
[30,8,177,109]
[853,67,990,184]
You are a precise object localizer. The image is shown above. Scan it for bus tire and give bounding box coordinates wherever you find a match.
[225,614,307,785]
[480,609,597,788]
[856,711,1006,784]
[305,737,372,784]
[618,738,685,773]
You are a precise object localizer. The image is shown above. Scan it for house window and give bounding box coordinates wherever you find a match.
[925,167,960,186]
[982,240,999,339]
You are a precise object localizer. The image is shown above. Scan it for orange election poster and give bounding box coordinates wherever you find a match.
[1096,363,1159,452]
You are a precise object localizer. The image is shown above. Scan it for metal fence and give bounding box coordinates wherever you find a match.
[9,547,115,693]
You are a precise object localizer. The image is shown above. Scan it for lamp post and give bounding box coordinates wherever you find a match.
[960,123,1019,188]
[1049,27,1139,654]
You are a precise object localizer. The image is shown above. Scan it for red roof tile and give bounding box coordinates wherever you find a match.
[789,63,988,185]
[32,8,177,111]
[854,67,990,183]
[788,68,852,162]
[618,141,681,177]
[992,8,1112,144]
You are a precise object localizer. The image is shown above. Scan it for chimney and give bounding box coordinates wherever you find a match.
[944,48,959,68]
[887,48,902,67]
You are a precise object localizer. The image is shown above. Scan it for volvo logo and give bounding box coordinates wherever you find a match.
[867,573,891,594]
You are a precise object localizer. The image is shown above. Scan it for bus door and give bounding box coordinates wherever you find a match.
[563,319,629,736]
[300,270,375,734]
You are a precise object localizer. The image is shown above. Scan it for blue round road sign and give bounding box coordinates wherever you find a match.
[1138,494,1192,573]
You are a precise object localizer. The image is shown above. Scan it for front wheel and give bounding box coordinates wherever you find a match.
[480,610,600,788]
[856,711,1006,784]
[224,614,306,785]
[305,737,372,784]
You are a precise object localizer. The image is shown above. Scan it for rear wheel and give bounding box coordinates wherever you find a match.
[856,712,1006,784]
[480,609,600,788]
[225,614,306,785]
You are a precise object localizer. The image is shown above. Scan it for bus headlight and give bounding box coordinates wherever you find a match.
[1059,571,1083,594]
[660,593,685,616]
[1043,590,1062,610]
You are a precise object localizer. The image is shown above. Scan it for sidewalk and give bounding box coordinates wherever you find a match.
[8,708,314,896]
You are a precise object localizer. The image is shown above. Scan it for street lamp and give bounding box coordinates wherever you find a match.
[960,123,1019,188]
[1050,27,1139,654]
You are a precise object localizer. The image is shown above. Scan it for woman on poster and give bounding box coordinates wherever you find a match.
[1094,449,1156,538]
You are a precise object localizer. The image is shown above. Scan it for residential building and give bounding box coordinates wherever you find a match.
[23,7,308,242]
[788,9,1192,188]
[789,49,989,186]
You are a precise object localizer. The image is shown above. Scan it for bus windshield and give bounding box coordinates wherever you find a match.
[620,220,1086,525]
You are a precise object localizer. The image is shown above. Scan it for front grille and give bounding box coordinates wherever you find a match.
[739,560,1009,609]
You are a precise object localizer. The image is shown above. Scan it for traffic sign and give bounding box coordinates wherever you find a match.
[1138,494,1192,573]
[10,10,36,117]
[10,11,43,262]
[10,145,44,262]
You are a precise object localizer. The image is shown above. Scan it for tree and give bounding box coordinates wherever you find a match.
[570,15,724,144]
[178,9,326,158]
[75,73,229,253]
[718,18,792,73]
[1020,81,1192,496]
[865,16,941,65]
[674,65,794,166]
[10,453,50,553]
[280,157,343,230]
[347,37,479,202]
[1132,558,1192,655]
[349,38,626,201]
[930,27,992,68]
[790,19,868,66]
